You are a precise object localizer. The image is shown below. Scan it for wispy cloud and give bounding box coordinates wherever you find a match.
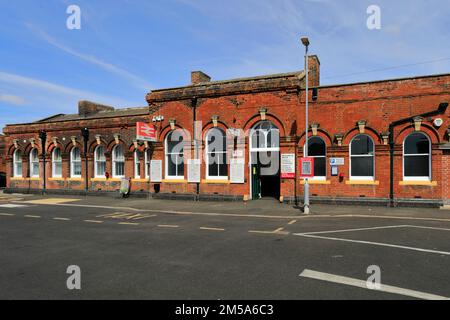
[0,93,26,106]
[25,22,153,90]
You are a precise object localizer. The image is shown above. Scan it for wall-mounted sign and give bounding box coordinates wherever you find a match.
[300,157,314,178]
[281,153,296,179]
[150,160,162,182]
[230,158,245,183]
[136,122,157,142]
[330,158,345,166]
[188,159,201,183]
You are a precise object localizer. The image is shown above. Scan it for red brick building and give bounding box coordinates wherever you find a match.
[0,134,6,187]
[2,56,450,206]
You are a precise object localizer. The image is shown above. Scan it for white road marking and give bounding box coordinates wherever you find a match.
[199,227,225,231]
[84,220,103,224]
[300,225,408,235]
[0,204,28,208]
[295,233,450,256]
[118,222,140,226]
[24,215,41,219]
[0,213,15,216]
[53,217,71,221]
[299,269,450,300]
[157,224,179,228]
[403,225,450,232]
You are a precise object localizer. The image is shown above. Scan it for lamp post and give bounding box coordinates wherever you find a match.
[301,36,310,214]
[81,128,89,193]
[38,130,47,194]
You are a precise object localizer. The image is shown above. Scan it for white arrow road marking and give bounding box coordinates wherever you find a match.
[299,269,450,300]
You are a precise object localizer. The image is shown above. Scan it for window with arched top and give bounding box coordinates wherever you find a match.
[94,145,106,178]
[165,131,184,179]
[305,136,326,179]
[250,121,279,150]
[350,134,375,180]
[206,128,228,179]
[29,148,39,178]
[71,147,82,178]
[145,149,151,179]
[134,150,141,179]
[112,145,125,178]
[52,147,62,178]
[13,150,22,178]
[403,132,431,181]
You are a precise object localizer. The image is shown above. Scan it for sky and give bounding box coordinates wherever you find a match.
[1,0,449,131]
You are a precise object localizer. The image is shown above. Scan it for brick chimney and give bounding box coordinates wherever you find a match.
[191,71,211,85]
[307,55,320,87]
[78,100,115,116]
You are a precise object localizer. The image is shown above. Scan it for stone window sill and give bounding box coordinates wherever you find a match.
[399,181,437,186]
[201,179,230,184]
[300,180,331,185]
[345,180,379,185]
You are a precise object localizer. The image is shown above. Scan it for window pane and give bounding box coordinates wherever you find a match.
[351,156,374,177]
[54,163,62,176]
[73,162,82,176]
[115,162,124,176]
[177,154,184,176]
[97,162,106,176]
[219,163,228,177]
[53,148,62,161]
[314,157,326,177]
[72,148,81,161]
[405,133,429,154]
[167,132,183,153]
[167,155,177,176]
[308,137,325,156]
[96,147,105,161]
[404,155,429,177]
[351,135,374,155]
[32,163,39,176]
[208,153,218,176]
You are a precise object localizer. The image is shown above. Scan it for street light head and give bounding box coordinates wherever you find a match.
[301,37,310,47]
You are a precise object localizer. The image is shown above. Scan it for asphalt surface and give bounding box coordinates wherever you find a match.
[0,195,449,300]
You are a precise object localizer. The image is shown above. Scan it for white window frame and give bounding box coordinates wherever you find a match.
[112,145,125,178]
[304,136,326,180]
[165,132,184,180]
[205,128,228,180]
[403,132,431,181]
[145,149,151,179]
[13,149,22,178]
[349,134,375,181]
[134,150,141,179]
[29,148,39,178]
[70,147,82,178]
[94,145,106,178]
[52,148,62,178]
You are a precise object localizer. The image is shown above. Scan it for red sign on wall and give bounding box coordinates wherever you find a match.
[299,157,314,178]
[136,122,157,142]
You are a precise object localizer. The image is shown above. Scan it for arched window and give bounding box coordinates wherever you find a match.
[145,149,151,179]
[134,150,141,179]
[13,150,22,178]
[29,148,39,178]
[112,145,125,178]
[94,145,106,178]
[350,134,375,180]
[403,132,431,181]
[206,128,228,179]
[52,148,62,178]
[250,121,279,150]
[71,147,82,178]
[165,131,184,179]
[305,137,326,179]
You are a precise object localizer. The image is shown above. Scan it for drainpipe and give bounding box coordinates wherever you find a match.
[388,102,448,207]
[81,128,90,193]
[192,97,200,200]
[39,130,47,195]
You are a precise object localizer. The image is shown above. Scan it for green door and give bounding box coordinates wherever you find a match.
[251,164,261,199]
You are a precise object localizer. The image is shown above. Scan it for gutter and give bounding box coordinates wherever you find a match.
[388,102,448,207]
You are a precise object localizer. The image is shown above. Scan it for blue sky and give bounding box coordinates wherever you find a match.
[1,0,449,131]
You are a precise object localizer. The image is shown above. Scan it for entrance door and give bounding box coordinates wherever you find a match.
[250,121,280,200]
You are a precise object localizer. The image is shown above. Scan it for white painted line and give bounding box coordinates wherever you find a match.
[403,225,450,232]
[84,220,103,224]
[0,204,28,208]
[24,215,41,219]
[118,222,140,226]
[53,217,71,221]
[288,220,297,225]
[294,233,450,256]
[157,224,179,228]
[299,269,449,300]
[301,225,408,235]
[199,227,225,231]
[0,213,15,216]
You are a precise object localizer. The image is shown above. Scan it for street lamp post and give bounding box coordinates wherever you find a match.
[301,36,310,214]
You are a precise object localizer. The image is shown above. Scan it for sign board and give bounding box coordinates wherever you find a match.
[330,158,345,166]
[230,158,245,184]
[150,160,162,182]
[300,157,314,178]
[188,159,201,183]
[280,153,296,179]
[136,122,157,142]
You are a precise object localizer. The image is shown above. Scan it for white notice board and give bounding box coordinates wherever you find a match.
[188,159,201,183]
[230,158,245,184]
[150,160,162,182]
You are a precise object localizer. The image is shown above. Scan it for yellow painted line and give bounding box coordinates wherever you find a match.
[288,220,297,225]
[25,198,81,205]
[157,224,180,228]
[0,213,15,216]
[199,227,225,231]
[118,222,140,226]
[84,220,104,224]
[53,217,71,221]
[24,215,41,219]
